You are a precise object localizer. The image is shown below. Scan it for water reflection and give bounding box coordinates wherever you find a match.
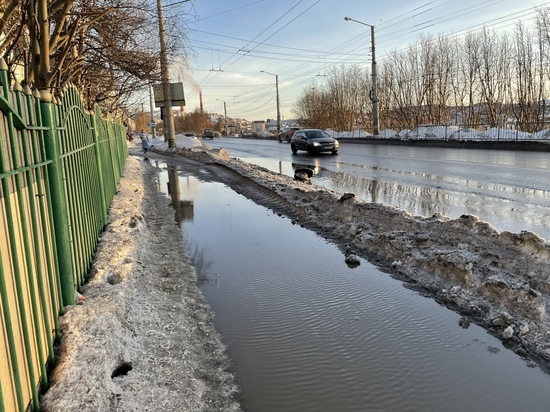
[318,170,453,217]
[210,150,550,238]
[157,162,214,283]
[314,167,550,238]
[186,240,215,285]
[166,165,194,227]
[292,162,321,176]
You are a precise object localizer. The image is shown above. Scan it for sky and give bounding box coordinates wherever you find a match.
[167,0,549,122]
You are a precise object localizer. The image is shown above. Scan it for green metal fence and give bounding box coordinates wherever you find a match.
[0,58,127,411]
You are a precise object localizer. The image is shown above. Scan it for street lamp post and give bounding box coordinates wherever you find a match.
[344,16,379,137]
[260,70,281,135]
[216,99,227,135]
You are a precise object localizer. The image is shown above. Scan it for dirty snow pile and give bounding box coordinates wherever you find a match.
[157,142,550,372]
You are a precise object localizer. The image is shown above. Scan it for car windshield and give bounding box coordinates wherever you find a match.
[304,130,328,139]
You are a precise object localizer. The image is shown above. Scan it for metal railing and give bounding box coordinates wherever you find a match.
[330,122,550,141]
[0,59,127,411]
[404,123,550,141]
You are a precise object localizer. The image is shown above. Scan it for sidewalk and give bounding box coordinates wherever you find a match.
[40,154,241,411]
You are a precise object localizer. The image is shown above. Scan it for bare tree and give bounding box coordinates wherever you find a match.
[173,108,208,134]
[1,0,194,117]
[511,19,549,131]
[474,28,509,126]
[535,7,550,129]
[432,35,454,124]
[451,35,474,125]
[71,0,161,111]
[294,6,550,134]
[380,51,417,129]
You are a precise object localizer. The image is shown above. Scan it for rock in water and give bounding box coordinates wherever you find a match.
[344,250,361,268]
[294,167,314,182]
[502,325,514,339]
[458,316,470,329]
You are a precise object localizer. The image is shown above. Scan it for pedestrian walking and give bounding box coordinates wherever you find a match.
[140,129,149,153]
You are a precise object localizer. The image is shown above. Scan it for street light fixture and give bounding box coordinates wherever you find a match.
[216,99,227,135]
[344,16,379,137]
[260,70,281,135]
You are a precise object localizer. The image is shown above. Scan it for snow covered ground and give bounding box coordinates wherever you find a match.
[40,138,241,411]
[41,133,550,411]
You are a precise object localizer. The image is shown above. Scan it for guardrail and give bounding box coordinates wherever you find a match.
[0,58,127,411]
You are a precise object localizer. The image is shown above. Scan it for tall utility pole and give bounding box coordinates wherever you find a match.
[156,0,176,147]
[149,84,156,138]
[260,70,281,135]
[344,17,379,137]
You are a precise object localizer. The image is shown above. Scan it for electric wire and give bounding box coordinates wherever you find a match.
[186,0,549,119]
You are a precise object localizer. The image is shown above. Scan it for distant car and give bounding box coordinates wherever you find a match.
[290,129,339,155]
[202,128,215,139]
[278,127,301,143]
[184,132,195,137]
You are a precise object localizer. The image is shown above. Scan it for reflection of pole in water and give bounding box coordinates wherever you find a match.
[166,166,194,227]
[155,161,162,191]
[167,166,183,227]
[371,180,378,203]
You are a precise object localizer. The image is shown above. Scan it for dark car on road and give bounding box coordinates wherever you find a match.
[202,128,215,139]
[290,129,339,155]
[278,127,301,143]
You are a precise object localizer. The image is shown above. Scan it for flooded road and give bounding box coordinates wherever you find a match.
[155,158,550,412]
[207,138,550,240]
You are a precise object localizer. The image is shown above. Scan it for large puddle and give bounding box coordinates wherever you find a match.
[231,156,550,240]
[155,159,550,411]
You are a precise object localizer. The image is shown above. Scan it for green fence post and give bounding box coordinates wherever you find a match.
[89,112,108,228]
[40,90,75,306]
[0,58,35,412]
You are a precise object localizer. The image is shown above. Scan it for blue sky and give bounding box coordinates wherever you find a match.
[173,0,548,121]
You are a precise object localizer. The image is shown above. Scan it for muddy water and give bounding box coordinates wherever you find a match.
[156,161,550,412]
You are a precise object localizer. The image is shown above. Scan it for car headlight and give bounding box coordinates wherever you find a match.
[334,140,339,147]
[313,142,321,146]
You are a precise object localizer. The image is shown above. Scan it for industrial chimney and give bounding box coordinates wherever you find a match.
[199,90,204,113]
